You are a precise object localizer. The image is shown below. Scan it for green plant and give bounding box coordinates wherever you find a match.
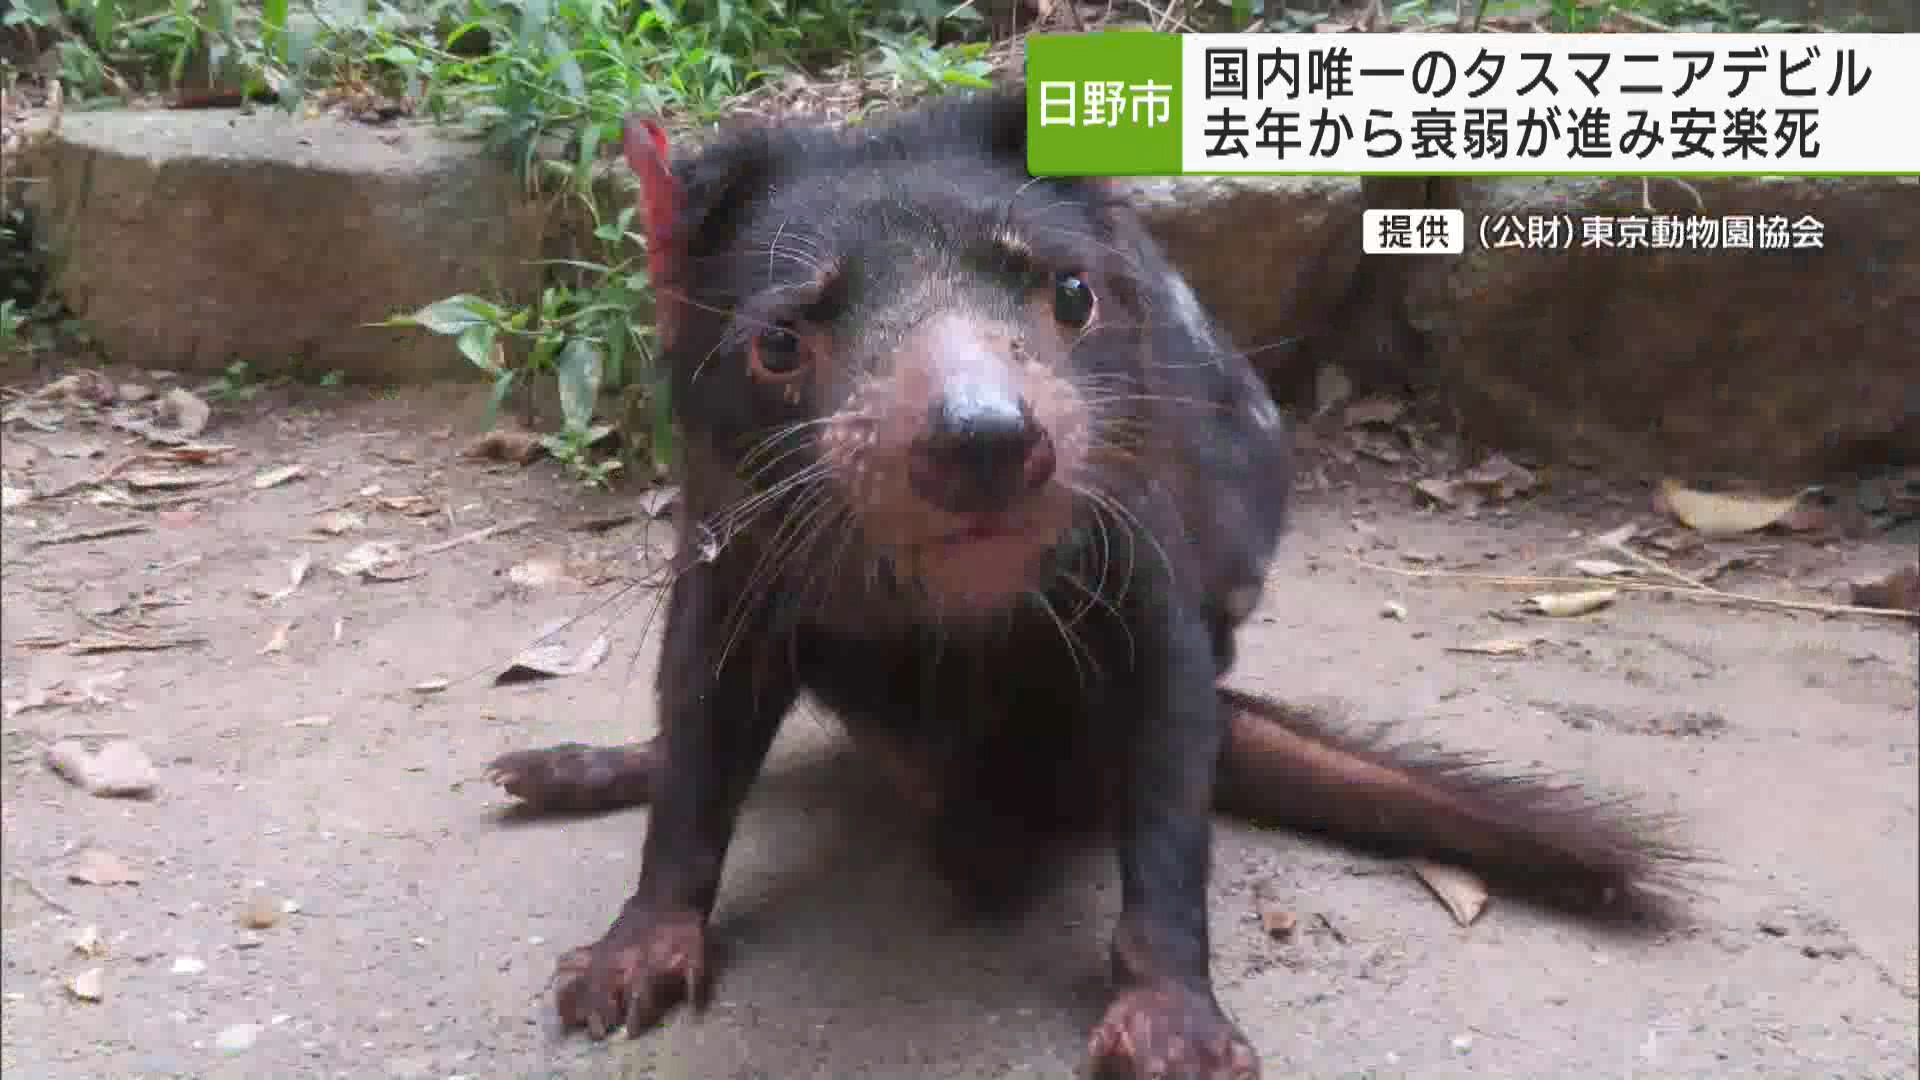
[381,193,655,490]
[204,359,266,402]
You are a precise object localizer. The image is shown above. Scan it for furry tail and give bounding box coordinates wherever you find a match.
[1214,687,1701,924]
[485,692,1703,923]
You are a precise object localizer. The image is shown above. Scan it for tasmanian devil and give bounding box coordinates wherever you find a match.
[487,87,1696,1078]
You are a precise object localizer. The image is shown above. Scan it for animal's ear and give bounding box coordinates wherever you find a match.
[622,117,774,352]
[972,84,1031,172]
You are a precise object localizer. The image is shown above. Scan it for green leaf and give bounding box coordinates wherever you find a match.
[456,324,500,372]
[406,294,501,335]
[555,338,605,434]
[482,369,517,430]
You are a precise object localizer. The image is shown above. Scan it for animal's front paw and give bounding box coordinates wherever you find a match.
[486,741,659,812]
[553,906,708,1040]
[1086,982,1259,1080]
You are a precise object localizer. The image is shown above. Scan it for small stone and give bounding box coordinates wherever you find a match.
[1258,905,1298,940]
[239,891,282,930]
[216,1023,261,1054]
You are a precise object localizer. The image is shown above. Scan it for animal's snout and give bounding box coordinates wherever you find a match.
[909,382,1057,516]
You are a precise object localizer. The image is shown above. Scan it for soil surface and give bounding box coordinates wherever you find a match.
[3,371,1915,1080]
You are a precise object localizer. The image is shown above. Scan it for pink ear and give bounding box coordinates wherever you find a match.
[623,116,682,348]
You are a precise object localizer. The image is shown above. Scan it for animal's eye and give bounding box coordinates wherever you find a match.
[1052,272,1096,329]
[750,322,808,380]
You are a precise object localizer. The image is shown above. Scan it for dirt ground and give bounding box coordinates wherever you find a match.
[1,369,1915,1080]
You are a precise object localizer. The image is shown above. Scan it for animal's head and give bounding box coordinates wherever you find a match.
[627,91,1165,619]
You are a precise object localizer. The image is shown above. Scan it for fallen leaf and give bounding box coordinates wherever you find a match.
[285,715,332,729]
[313,510,364,535]
[1660,479,1807,537]
[158,387,211,438]
[1409,859,1489,926]
[66,967,105,1003]
[125,468,230,491]
[157,443,235,465]
[252,463,307,489]
[1445,636,1546,657]
[70,925,107,957]
[360,563,425,583]
[507,558,570,589]
[171,955,206,974]
[255,553,314,602]
[1458,453,1537,501]
[29,521,151,549]
[637,486,679,520]
[1413,477,1458,508]
[67,849,141,886]
[494,634,611,685]
[410,678,450,695]
[259,622,293,655]
[70,631,203,654]
[333,541,408,577]
[1572,559,1635,579]
[1342,398,1406,429]
[377,495,437,517]
[1522,589,1618,617]
[45,740,158,798]
[1592,523,1639,549]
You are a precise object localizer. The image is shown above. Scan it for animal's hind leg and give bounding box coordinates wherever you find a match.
[488,737,664,813]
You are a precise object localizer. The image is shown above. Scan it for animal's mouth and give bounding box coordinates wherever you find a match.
[936,514,1026,545]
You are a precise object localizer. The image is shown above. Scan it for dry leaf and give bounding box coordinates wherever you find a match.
[29,521,152,549]
[1410,859,1489,926]
[67,967,105,1003]
[67,848,141,886]
[1342,398,1406,429]
[1446,636,1545,657]
[70,925,107,958]
[158,387,211,438]
[410,678,450,695]
[1660,479,1807,537]
[70,631,201,654]
[507,558,570,589]
[285,715,333,728]
[1572,559,1635,579]
[313,510,364,535]
[378,495,437,517]
[333,542,407,577]
[1522,589,1618,617]
[1458,454,1537,501]
[1413,477,1459,508]
[495,635,611,685]
[126,468,231,491]
[171,955,206,974]
[45,739,159,797]
[259,622,293,655]
[252,463,307,489]
[255,553,314,602]
[637,486,680,520]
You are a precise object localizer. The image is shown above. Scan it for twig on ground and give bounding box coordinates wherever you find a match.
[415,516,536,557]
[1348,556,1919,622]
